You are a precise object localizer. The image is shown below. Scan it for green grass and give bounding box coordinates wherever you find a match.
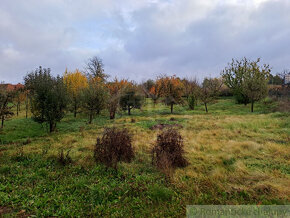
[0,98,289,217]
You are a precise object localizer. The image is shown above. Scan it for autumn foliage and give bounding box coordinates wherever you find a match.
[155,75,184,113]
[106,78,132,119]
[63,69,88,117]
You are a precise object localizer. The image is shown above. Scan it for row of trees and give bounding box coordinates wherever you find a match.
[1,57,273,132]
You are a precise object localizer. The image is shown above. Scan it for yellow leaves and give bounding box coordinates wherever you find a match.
[63,69,88,97]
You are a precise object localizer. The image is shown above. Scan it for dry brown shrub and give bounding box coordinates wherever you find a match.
[152,128,188,176]
[57,149,72,166]
[94,127,134,170]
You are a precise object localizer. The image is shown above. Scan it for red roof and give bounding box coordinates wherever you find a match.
[1,83,24,91]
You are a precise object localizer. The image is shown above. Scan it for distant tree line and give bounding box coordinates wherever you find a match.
[0,56,281,132]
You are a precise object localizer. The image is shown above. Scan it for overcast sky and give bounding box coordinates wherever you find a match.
[1,0,290,83]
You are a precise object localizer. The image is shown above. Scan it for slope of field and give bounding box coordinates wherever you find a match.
[0,98,289,217]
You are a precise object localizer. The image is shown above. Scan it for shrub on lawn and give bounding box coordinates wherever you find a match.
[94,127,134,170]
[57,149,72,166]
[152,128,188,176]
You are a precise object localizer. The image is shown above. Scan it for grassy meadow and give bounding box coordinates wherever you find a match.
[0,97,289,217]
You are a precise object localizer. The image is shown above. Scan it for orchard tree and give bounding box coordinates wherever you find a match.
[107,78,130,119]
[82,79,108,124]
[222,58,270,112]
[63,69,88,117]
[149,85,159,106]
[182,78,199,110]
[120,86,143,115]
[199,78,223,113]
[0,85,14,129]
[85,56,108,81]
[243,60,271,112]
[221,58,251,105]
[25,66,68,132]
[13,87,26,116]
[142,79,155,98]
[156,75,184,113]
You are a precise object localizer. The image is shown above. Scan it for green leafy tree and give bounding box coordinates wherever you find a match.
[199,78,223,113]
[222,58,270,112]
[243,61,271,112]
[142,79,155,98]
[221,58,251,105]
[120,87,143,115]
[82,79,108,124]
[268,73,283,85]
[24,66,68,132]
[182,78,199,110]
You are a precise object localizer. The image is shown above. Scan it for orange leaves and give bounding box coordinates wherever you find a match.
[106,78,133,95]
[155,75,184,100]
[149,86,157,95]
[63,69,88,97]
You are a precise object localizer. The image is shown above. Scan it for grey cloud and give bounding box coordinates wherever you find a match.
[0,0,290,83]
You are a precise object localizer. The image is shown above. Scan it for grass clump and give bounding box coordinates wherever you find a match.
[94,127,135,170]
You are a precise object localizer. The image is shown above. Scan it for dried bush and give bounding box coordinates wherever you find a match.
[94,127,134,170]
[57,149,72,166]
[23,138,32,145]
[152,128,188,176]
[274,98,290,112]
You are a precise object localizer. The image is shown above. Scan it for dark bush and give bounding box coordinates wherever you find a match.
[152,128,188,176]
[94,127,134,170]
[23,138,32,145]
[57,149,72,166]
[187,94,196,110]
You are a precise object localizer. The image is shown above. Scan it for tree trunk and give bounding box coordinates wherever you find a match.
[89,112,93,124]
[25,101,28,119]
[205,103,208,113]
[17,103,19,116]
[1,116,4,128]
[251,101,254,112]
[128,106,131,115]
[170,103,173,113]
[74,97,78,118]
[153,99,157,107]
[49,122,56,133]
[110,111,115,119]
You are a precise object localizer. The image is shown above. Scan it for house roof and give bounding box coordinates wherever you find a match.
[0,83,24,92]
